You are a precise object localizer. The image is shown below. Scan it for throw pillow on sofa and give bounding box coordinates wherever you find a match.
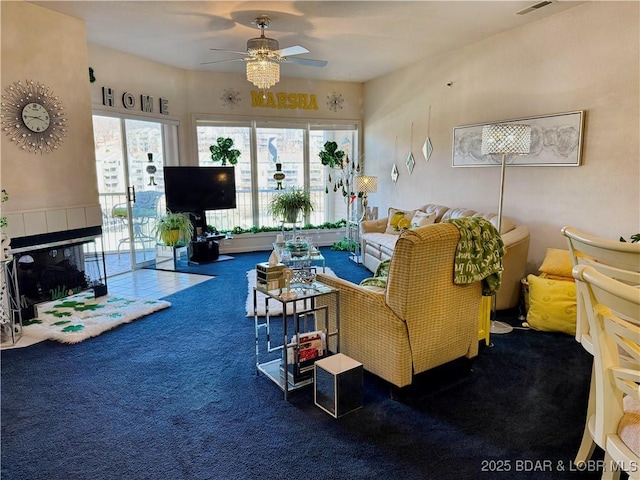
[360,258,391,290]
[410,211,436,229]
[385,208,417,234]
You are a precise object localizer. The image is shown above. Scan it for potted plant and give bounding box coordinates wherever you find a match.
[268,187,314,224]
[209,137,241,166]
[154,211,194,246]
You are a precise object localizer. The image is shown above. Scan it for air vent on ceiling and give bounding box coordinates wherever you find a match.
[516,1,554,15]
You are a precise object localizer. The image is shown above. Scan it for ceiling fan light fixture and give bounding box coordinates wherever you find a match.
[246,57,280,89]
[247,36,279,53]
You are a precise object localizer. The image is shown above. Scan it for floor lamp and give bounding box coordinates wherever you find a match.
[354,175,378,221]
[481,123,531,334]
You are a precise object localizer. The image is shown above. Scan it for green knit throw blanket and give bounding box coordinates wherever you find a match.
[444,217,506,296]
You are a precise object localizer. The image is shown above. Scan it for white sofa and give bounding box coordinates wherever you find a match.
[360,203,530,310]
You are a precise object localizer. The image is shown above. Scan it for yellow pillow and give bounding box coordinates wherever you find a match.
[538,248,574,278]
[385,208,417,234]
[525,274,577,336]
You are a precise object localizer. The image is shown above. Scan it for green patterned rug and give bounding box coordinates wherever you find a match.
[22,291,171,344]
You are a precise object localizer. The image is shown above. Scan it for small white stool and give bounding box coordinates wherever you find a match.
[314,353,363,418]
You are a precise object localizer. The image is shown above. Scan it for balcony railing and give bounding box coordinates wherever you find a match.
[99,188,337,255]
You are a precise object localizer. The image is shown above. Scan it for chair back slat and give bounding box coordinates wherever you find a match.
[561,226,640,347]
[573,264,640,451]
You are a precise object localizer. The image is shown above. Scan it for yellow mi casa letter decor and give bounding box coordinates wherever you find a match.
[251,91,318,110]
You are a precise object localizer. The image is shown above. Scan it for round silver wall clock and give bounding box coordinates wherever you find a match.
[0,79,68,154]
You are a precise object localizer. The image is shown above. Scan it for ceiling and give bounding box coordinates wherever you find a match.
[30,1,582,83]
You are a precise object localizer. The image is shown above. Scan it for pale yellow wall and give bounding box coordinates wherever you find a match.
[87,44,189,163]
[88,44,363,166]
[1,1,101,239]
[363,1,640,271]
[184,71,363,165]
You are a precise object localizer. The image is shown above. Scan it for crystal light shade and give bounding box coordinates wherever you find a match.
[354,175,378,194]
[355,176,378,220]
[481,124,532,155]
[246,58,280,89]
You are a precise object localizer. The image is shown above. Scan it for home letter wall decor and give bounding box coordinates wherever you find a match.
[100,86,170,115]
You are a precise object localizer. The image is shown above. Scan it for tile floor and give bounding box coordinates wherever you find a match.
[107,268,210,299]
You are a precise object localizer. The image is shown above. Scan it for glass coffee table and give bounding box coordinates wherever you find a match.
[273,242,326,272]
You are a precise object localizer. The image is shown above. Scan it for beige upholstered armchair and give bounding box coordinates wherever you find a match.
[317,223,483,388]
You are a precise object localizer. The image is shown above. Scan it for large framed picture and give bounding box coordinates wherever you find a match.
[452,110,584,167]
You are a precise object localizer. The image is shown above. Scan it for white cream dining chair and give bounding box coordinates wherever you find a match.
[572,264,640,480]
[562,227,640,348]
[561,226,640,466]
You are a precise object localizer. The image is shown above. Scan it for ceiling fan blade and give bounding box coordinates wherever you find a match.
[201,57,247,65]
[275,45,309,57]
[284,57,328,68]
[209,48,249,55]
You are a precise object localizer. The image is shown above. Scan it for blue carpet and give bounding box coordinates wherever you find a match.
[1,248,601,480]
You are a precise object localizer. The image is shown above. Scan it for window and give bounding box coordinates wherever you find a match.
[196,119,359,231]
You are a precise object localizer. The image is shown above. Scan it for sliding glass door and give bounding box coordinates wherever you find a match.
[93,115,167,275]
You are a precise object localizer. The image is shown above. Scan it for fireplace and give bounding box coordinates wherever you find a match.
[6,226,108,323]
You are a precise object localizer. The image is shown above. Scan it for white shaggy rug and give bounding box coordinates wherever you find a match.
[22,291,171,344]
[246,268,335,317]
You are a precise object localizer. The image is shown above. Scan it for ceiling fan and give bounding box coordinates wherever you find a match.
[202,15,327,89]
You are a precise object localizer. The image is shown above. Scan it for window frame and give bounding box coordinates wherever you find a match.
[192,114,362,229]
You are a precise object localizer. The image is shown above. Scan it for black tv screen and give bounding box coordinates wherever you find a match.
[163,166,237,213]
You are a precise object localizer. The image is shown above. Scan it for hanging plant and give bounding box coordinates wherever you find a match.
[209,137,241,166]
[318,141,345,168]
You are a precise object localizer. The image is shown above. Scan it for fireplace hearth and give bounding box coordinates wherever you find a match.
[6,227,107,322]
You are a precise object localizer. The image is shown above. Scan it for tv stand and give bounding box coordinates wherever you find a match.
[189,234,225,264]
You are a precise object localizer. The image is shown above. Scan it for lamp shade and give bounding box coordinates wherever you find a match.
[355,175,378,193]
[481,124,531,155]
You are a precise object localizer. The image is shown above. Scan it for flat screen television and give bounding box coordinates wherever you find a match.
[163,166,237,214]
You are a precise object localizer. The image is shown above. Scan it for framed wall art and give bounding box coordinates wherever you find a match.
[452,110,584,167]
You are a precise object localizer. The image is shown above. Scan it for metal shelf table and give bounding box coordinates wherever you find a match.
[347,219,361,264]
[1,258,23,345]
[253,279,340,400]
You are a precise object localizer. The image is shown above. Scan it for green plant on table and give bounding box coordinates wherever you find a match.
[268,187,315,224]
[154,211,194,246]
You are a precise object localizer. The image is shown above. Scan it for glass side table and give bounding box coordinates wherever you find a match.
[253,279,340,400]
